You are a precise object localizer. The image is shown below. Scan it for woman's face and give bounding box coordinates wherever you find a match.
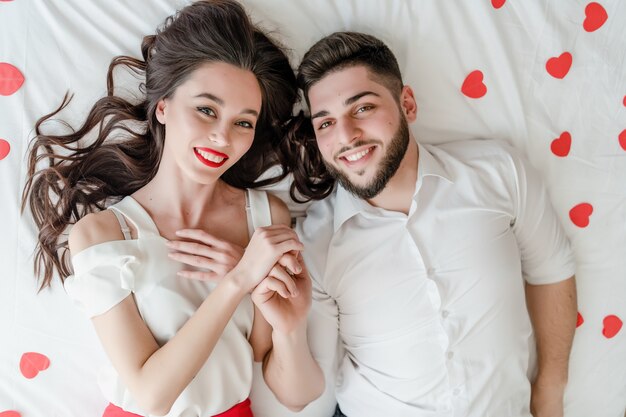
[155,62,262,184]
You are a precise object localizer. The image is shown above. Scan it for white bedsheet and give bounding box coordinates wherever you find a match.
[1,1,624,416]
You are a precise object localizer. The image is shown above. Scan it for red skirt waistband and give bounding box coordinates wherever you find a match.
[102,398,253,417]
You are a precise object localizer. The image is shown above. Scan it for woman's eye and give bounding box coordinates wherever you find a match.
[236,121,254,129]
[197,107,215,117]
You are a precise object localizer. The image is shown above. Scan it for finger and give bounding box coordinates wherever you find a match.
[175,229,231,250]
[168,240,239,265]
[177,270,221,282]
[252,225,299,240]
[168,251,226,271]
[275,239,304,254]
[277,253,302,275]
[269,265,299,297]
[260,276,291,299]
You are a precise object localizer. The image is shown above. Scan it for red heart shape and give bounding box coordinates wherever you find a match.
[551,131,571,157]
[576,312,584,328]
[602,315,622,338]
[583,2,608,32]
[546,52,572,79]
[623,95,626,107]
[19,352,50,379]
[569,203,593,228]
[0,139,10,160]
[0,63,24,96]
[0,412,21,417]
[461,70,487,99]
[491,0,506,9]
[619,129,626,151]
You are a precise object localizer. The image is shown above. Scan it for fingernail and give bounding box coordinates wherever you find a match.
[175,230,183,235]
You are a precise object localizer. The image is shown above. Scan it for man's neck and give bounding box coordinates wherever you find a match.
[367,138,419,215]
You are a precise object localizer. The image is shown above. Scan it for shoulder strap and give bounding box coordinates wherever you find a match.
[109,208,132,240]
[245,189,272,238]
[107,196,160,239]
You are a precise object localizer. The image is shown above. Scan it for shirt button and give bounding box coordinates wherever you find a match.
[453,388,461,396]
[446,351,454,360]
[441,310,450,318]
[427,267,436,277]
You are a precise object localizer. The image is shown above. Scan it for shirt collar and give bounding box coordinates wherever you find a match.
[333,142,452,232]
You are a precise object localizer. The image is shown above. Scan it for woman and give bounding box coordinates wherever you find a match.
[22,1,323,416]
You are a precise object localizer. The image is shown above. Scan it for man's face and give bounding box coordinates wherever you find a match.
[308,65,411,199]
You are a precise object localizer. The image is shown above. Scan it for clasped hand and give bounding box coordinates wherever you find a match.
[166,226,311,333]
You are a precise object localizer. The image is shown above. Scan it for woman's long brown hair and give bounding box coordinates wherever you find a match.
[22,0,298,290]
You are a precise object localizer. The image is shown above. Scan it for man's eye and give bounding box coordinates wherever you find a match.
[197,107,215,116]
[318,121,332,130]
[356,105,373,113]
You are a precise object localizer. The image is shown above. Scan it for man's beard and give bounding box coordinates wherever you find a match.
[323,115,410,200]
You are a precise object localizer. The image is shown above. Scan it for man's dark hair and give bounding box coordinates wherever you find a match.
[286,32,404,202]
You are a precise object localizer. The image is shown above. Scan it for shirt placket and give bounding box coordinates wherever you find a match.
[407,208,460,414]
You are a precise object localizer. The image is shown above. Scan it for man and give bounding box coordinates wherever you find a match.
[292,32,577,417]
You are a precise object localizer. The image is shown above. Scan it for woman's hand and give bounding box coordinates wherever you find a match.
[230,225,304,294]
[166,229,244,281]
[251,253,312,335]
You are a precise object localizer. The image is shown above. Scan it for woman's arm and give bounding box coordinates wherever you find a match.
[69,210,303,416]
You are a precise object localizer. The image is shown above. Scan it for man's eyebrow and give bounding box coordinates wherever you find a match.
[311,91,380,120]
[311,110,329,120]
[344,91,380,106]
[194,93,258,117]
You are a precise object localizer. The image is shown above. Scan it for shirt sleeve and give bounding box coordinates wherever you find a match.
[508,149,576,284]
[64,242,141,318]
[294,203,342,414]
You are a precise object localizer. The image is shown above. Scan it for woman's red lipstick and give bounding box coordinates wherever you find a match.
[194,147,229,168]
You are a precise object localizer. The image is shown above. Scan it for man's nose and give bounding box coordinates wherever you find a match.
[337,118,362,146]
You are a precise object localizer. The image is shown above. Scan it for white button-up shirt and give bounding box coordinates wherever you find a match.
[297,140,575,417]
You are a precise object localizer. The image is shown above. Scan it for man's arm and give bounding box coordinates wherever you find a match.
[503,145,578,417]
[525,276,577,417]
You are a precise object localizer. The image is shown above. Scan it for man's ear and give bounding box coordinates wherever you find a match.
[155,99,167,124]
[400,86,418,122]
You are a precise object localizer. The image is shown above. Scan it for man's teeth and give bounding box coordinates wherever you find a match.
[345,147,371,162]
[197,149,226,163]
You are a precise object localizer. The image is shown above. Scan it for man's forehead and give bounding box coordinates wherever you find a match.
[308,65,387,110]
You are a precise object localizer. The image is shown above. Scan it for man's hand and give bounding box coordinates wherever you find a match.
[530,378,565,417]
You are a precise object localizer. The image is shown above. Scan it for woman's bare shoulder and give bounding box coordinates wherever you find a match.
[68,210,126,256]
[267,193,291,227]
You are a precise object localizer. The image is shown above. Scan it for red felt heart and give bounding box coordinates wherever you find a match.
[569,203,593,228]
[0,63,24,96]
[576,312,584,328]
[619,129,626,151]
[0,139,10,160]
[461,70,487,99]
[546,52,572,79]
[583,2,608,32]
[602,315,622,338]
[491,0,506,9]
[0,412,21,417]
[551,132,571,157]
[623,95,626,107]
[19,352,50,379]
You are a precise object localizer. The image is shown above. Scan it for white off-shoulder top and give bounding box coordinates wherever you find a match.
[65,190,271,417]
